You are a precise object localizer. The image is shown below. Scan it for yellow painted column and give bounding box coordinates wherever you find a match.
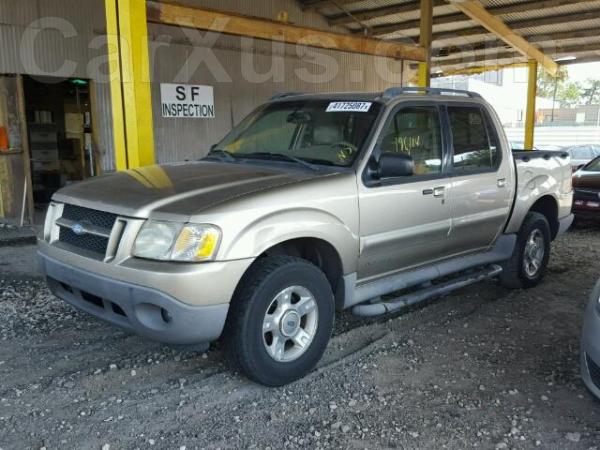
[417,0,433,88]
[524,60,538,150]
[105,0,155,170]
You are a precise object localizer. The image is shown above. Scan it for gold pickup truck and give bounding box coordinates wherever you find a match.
[38,88,573,386]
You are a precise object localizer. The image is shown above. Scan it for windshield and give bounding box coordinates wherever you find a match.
[583,156,600,172]
[214,100,382,167]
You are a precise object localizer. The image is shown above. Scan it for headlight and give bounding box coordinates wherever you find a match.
[171,224,221,261]
[133,221,221,262]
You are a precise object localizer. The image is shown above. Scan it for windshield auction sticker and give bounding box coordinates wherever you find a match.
[161,84,215,119]
[326,102,372,113]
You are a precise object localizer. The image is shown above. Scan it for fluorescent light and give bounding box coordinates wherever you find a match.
[555,56,577,62]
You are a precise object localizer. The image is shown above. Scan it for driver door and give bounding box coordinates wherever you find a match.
[357,103,454,281]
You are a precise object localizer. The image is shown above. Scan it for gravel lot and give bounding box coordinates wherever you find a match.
[1,226,600,450]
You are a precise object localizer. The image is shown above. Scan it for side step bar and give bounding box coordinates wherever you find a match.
[352,264,503,317]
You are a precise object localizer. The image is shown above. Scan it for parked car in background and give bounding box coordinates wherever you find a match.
[573,156,600,218]
[564,144,600,171]
[38,88,573,386]
[581,279,600,400]
[536,144,564,151]
[509,141,534,150]
[508,141,562,152]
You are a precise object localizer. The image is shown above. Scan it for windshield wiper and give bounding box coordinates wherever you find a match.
[243,152,320,171]
[302,157,337,167]
[204,148,237,162]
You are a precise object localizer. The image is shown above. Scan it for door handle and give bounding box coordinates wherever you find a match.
[497,178,507,188]
[433,186,445,197]
[422,188,434,196]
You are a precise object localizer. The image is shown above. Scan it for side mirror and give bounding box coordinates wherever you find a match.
[377,152,414,178]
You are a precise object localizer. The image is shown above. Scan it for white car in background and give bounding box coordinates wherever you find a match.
[563,144,600,171]
[509,141,563,152]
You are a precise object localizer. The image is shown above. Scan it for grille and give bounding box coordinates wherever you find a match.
[62,204,118,229]
[59,227,110,257]
[587,354,600,390]
[57,205,118,257]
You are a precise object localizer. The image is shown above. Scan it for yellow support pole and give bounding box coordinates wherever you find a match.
[105,0,155,170]
[524,60,538,150]
[417,0,433,88]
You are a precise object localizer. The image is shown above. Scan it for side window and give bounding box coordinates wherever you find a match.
[378,106,443,176]
[448,106,500,173]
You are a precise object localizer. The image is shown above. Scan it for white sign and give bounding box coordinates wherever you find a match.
[326,101,372,113]
[161,84,215,119]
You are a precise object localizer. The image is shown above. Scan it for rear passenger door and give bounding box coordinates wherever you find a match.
[446,104,513,253]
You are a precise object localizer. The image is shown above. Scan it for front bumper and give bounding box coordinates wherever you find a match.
[38,243,253,345]
[581,281,600,400]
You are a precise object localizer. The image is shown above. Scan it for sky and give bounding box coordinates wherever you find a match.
[564,62,600,84]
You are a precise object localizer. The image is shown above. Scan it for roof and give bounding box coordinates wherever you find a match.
[297,0,600,75]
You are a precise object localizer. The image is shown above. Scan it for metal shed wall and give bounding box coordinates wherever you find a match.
[0,0,413,171]
[0,0,114,170]
[148,31,409,165]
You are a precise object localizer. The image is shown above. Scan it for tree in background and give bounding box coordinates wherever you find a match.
[537,67,581,108]
[581,79,600,105]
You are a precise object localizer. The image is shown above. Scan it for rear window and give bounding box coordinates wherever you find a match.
[448,106,500,173]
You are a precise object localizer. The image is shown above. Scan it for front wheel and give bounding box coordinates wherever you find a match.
[500,212,551,289]
[226,256,335,386]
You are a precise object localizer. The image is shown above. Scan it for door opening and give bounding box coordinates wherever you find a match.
[22,75,94,212]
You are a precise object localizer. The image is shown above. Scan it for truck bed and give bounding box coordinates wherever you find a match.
[505,149,573,235]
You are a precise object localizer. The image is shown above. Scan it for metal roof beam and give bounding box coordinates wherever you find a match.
[432,62,529,77]
[301,0,361,11]
[558,55,600,65]
[342,0,587,30]
[372,7,600,38]
[433,27,600,59]
[445,0,558,75]
[435,42,600,68]
[328,0,445,26]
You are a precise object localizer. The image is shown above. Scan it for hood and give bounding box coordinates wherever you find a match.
[53,161,336,220]
[573,170,600,190]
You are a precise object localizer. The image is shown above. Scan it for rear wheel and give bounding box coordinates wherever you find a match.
[500,212,551,289]
[226,256,334,386]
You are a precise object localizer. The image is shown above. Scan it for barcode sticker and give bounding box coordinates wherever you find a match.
[326,102,372,112]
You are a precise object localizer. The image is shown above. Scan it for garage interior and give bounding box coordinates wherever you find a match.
[23,76,95,207]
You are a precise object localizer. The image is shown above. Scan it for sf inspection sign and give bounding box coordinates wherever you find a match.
[160,84,215,119]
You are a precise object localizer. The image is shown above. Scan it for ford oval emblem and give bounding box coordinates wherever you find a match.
[71,223,86,236]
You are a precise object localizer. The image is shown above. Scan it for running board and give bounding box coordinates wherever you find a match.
[351,264,503,317]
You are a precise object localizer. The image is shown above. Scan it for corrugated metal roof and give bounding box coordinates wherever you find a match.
[300,0,600,71]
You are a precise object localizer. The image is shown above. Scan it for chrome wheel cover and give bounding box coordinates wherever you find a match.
[262,286,318,363]
[523,229,545,278]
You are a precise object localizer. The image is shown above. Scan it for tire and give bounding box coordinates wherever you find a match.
[225,256,335,386]
[500,211,551,289]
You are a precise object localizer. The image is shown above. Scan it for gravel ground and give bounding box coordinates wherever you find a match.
[1,226,600,450]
